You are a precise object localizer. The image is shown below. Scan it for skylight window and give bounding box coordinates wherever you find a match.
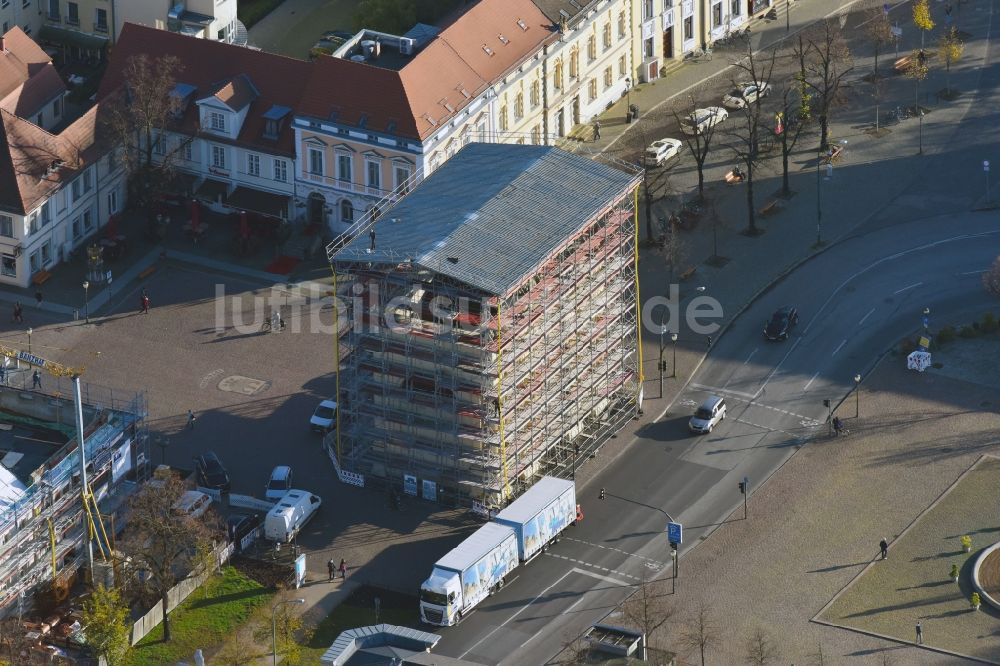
[482,44,494,56]
[517,18,528,31]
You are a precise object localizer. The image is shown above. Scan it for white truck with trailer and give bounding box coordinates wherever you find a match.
[419,476,577,626]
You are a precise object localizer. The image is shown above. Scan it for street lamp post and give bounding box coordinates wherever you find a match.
[854,373,862,418]
[923,307,931,331]
[786,0,791,32]
[82,281,90,324]
[272,598,305,665]
[658,324,667,398]
[671,332,678,377]
[815,154,823,246]
[27,327,32,354]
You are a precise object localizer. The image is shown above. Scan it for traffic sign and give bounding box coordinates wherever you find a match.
[985,160,990,172]
[667,522,683,545]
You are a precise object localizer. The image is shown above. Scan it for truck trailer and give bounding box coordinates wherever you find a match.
[419,476,577,626]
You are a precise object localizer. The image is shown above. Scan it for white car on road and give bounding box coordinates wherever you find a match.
[644,138,683,167]
[681,107,729,135]
[722,81,771,109]
[310,399,337,433]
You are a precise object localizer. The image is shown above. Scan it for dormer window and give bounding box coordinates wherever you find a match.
[498,34,509,45]
[209,111,226,132]
[482,45,494,56]
[517,19,528,31]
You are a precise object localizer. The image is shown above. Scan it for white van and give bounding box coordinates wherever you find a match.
[264,490,322,543]
[173,490,213,519]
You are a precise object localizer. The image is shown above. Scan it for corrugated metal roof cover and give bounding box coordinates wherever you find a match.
[435,522,515,572]
[321,624,441,665]
[334,143,637,296]
[494,476,574,524]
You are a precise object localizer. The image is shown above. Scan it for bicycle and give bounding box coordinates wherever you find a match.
[685,47,713,62]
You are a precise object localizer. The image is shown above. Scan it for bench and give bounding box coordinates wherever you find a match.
[758,199,782,217]
[679,266,697,281]
[138,264,158,280]
[31,271,52,286]
[894,56,912,74]
[724,170,745,184]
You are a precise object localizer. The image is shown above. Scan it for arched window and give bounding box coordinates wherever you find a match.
[340,199,354,223]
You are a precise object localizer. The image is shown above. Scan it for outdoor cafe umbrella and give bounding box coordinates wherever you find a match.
[190,199,201,233]
[240,210,249,239]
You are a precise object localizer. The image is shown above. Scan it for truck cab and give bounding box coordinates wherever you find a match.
[419,569,463,626]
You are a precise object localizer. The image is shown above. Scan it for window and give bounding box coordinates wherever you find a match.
[67,2,78,24]
[35,112,43,126]
[619,54,627,77]
[366,161,380,189]
[588,79,597,102]
[731,0,741,15]
[107,190,118,214]
[642,0,653,20]
[530,81,540,108]
[212,145,226,169]
[40,201,50,226]
[95,8,107,31]
[72,218,82,239]
[1,255,15,278]
[83,209,93,231]
[394,165,411,193]
[514,93,524,120]
[29,251,40,273]
[209,111,226,131]
[603,67,613,90]
[71,179,81,201]
[47,0,59,20]
[499,105,508,131]
[712,2,722,27]
[40,241,51,265]
[0,215,12,238]
[569,49,579,79]
[153,134,165,156]
[274,158,288,182]
[182,141,193,161]
[603,23,612,51]
[553,61,563,90]
[27,212,37,236]
[52,97,61,118]
[683,16,693,41]
[340,199,354,222]
[643,36,654,58]
[531,125,540,145]
[618,11,627,39]
[308,148,323,176]
[336,154,351,183]
[247,153,260,177]
[587,36,596,62]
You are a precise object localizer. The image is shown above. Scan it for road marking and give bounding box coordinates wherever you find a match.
[803,371,820,391]
[758,337,800,395]
[893,281,923,294]
[959,270,986,276]
[721,395,822,427]
[832,339,847,356]
[744,348,758,365]
[858,307,876,325]
[690,383,759,401]
[513,589,594,655]
[562,537,666,567]
[544,554,641,582]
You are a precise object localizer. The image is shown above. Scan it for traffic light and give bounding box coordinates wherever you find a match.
[599,487,606,500]
[738,481,746,495]
[670,541,678,551]
[823,399,831,408]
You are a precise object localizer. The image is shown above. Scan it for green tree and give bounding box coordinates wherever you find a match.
[353,0,418,34]
[253,597,304,664]
[81,585,132,666]
[938,27,965,95]
[983,256,1000,295]
[903,49,929,153]
[912,0,935,48]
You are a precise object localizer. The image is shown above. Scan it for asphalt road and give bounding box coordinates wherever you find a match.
[434,213,1000,665]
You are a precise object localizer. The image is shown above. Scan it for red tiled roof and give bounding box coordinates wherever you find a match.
[0,64,66,119]
[0,105,101,215]
[0,26,54,101]
[99,23,311,155]
[209,74,259,112]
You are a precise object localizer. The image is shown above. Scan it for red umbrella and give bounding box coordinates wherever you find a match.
[105,213,118,239]
[190,200,200,233]
[240,210,249,239]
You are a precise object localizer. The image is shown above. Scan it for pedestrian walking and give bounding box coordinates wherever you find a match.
[34,290,43,306]
[915,621,923,644]
[328,558,336,581]
[0,366,6,386]
[32,369,41,389]
[593,120,601,141]
[339,558,347,580]
[12,301,23,324]
[187,409,196,429]
[140,289,150,314]
[880,538,889,560]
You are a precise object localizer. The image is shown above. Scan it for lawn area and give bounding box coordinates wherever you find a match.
[819,455,1000,660]
[238,0,286,28]
[292,586,420,664]
[126,566,272,666]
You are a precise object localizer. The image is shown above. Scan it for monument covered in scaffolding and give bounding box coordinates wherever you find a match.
[328,143,643,509]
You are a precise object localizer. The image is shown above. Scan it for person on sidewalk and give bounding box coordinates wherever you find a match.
[593,120,601,141]
[187,409,196,429]
[32,370,41,389]
[12,301,23,324]
[34,291,43,307]
[339,558,347,580]
[880,538,888,560]
[328,558,336,581]
[915,621,923,644]
[140,289,150,314]
[0,366,6,386]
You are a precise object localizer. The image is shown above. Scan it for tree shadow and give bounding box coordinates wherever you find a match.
[807,561,869,574]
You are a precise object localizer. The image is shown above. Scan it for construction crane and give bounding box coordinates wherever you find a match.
[0,344,110,586]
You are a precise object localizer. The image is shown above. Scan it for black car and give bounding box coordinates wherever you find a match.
[764,306,799,341]
[227,513,262,549]
[194,451,231,492]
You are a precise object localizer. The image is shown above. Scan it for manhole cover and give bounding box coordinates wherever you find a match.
[218,376,270,395]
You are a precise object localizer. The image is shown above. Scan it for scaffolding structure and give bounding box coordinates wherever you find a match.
[329,144,642,509]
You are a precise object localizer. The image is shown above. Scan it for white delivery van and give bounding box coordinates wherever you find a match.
[264,489,322,543]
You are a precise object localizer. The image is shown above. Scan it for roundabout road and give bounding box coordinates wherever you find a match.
[435,212,1000,665]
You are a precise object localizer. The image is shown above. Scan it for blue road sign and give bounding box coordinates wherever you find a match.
[922,315,929,328]
[667,522,683,545]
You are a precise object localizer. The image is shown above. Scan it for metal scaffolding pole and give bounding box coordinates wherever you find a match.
[72,376,94,583]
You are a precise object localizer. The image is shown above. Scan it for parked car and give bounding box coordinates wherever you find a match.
[310,399,338,433]
[764,306,799,341]
[689,396,727,434]
[264,490,322,543]
[194,451,231,492]
[173,490,213,519]
[722,81,770,109]
[680,107,729,135]
[227,512,262,545]
[644,138,683,167]
[265,466,294,501]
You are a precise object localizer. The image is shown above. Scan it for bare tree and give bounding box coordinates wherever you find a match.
[671,91,724,199]
[983,255,1000,295]
[722,44,777,236]
[677,603,719,666]
[0,617,49,665]
[795,20,854,151]
[864,3,894,131]
[658,216,687,285]
[809,642,828,666]
[703,198,728,263]
[555,631,592,665]
[118,475,221,642]
[776,76,810,196]
[100,54,194,208]
[641,161,676,243]
[745,628,780,665]
[621,575,674,654]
